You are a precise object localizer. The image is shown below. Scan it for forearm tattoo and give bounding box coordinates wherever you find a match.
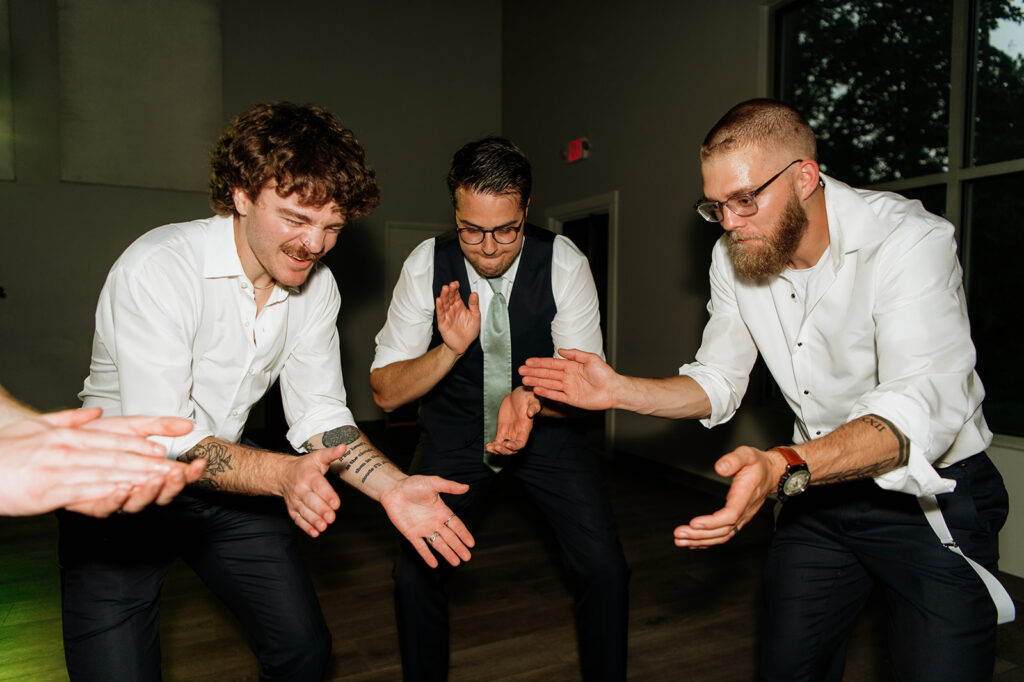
[323,425,360,447]
[181,441,234,491]
[313,425,386,484]
[816,414,910,484]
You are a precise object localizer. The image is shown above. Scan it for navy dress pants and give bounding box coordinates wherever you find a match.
[761,453,1008,682]
[393,430,630,681]
[59,491,331,682]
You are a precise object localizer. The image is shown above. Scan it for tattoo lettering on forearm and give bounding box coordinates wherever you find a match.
[361,461,385,483]
[816,414,911,484]
[337,443,370,470]
[323,425,360,448]
[354,453,381,475]
[181,441,234,490]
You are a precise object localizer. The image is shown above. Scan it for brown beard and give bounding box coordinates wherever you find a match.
[726,190,808,280]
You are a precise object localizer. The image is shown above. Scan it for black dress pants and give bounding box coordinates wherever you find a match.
[58,491,331,682]
[761,453,1008,682]
[393,430,630,681]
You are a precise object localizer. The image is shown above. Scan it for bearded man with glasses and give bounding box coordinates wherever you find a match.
[520,99,1009,681]
[371,137,629,681]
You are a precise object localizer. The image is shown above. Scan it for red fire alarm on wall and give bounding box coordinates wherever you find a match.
[566,137,590,163]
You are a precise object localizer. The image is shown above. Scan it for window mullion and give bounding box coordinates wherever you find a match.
[947,0,972,239]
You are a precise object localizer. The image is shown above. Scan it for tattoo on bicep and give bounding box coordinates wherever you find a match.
[322,425,360,448]
[181,441,234,490]
[300,439,316,453]
[816,415,910,484]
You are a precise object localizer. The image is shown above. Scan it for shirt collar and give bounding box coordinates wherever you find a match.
[203,214,246,279]
[821,173,890,267]
[202,214,294,301]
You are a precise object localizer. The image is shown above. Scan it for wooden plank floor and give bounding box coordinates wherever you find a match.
[2,425,1024,680]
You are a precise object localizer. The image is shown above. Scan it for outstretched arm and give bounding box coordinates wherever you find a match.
[519,348,712,418]
[299,425,475,568]
[371,281,480,412]
[0,388,206,517]
[673,414,910,548]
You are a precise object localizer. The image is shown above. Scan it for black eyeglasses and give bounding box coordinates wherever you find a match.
[694,159,803,223]
[455,214,525,244]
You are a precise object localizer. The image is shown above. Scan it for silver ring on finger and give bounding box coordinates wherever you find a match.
[444,514,455,527]
[427,532,439,544]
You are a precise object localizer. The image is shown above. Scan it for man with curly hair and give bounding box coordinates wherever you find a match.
[61,102,475,681]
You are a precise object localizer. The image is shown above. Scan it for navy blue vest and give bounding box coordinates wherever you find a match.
[418,225,578,453]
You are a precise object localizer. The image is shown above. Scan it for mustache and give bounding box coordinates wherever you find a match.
[283,245,321,262]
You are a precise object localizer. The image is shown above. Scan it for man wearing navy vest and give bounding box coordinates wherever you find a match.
[370,137,629,681]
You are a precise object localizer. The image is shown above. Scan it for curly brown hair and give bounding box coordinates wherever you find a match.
[209,102,380,220]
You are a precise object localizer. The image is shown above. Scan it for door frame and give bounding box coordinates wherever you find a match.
[544,190,620,449]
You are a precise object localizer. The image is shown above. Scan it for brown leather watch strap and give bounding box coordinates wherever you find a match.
[770,446,805,467]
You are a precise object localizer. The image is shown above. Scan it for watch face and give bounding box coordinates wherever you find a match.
[782,469,811,496]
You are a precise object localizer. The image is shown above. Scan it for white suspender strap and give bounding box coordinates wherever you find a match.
[918,495,1016,625]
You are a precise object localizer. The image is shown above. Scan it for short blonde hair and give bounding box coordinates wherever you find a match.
[700,98,816,162]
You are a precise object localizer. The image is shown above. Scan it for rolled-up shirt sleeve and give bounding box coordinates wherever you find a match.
[852,219,982,495]
[281,268,357,451]
[550,236,605,358]
[372,239,437,370]
[678,243,758,428]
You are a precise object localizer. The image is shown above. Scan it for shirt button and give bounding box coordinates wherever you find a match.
[231,409,239,416]
[803,390,810,395]
[797,342,803,347]
[816,431,822,436]
[791,293,796,300]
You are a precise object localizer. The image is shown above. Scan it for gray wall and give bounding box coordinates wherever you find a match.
[0,0,502,420]
[502,0,790,478]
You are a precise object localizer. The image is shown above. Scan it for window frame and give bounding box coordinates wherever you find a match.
[764,0,1024,445]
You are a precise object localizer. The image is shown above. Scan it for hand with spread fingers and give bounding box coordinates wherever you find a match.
[435,281,480,356]
[673,446,777,548]
[380,475,474,568]
[519,348,620,410]
[485,386,541,456]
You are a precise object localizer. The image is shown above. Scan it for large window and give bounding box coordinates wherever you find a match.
[774,0,1024,437]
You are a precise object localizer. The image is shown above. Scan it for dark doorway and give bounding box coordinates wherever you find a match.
[561,212,610,343]
[560,212,611,453]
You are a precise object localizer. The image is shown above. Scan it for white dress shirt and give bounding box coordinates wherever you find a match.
[679,174,991,497]
[372,233,604,371]
[80,215,356,458]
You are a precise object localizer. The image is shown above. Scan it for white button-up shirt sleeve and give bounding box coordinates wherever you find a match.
[83,230,213,457]
[281,266,357,452]
[371,239,438,371]
[551,235,605,358]
[677,245,758,428]
[848,203,987,496]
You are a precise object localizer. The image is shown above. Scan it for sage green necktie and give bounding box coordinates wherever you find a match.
[482,277,511,472]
